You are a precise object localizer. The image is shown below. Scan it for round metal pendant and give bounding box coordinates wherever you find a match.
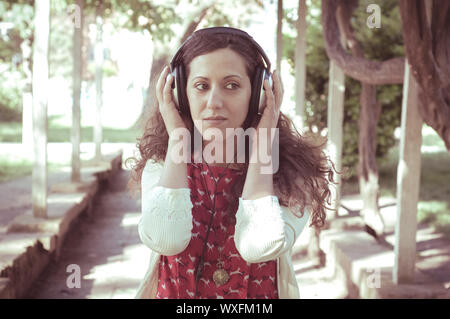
[213,268,230,286]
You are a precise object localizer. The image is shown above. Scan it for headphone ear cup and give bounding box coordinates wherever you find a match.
[177,62,189,117]
[171,67,179,108]
[259,70,273,114]
[251,67,264,115]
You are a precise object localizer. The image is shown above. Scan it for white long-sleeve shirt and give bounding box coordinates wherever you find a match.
[135,159,310,299]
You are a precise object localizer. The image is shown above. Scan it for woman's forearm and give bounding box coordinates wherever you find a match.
[157,138,189,189]
[241,129,276,200]
[241,162,274,199]
[139,137,193,255]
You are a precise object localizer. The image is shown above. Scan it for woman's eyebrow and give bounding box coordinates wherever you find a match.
[223,74,242,80]
[192,74,242,81]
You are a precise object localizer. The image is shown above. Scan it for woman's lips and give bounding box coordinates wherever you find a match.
[203,119,227,125]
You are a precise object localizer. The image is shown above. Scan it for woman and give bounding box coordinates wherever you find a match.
[128,27,335,299]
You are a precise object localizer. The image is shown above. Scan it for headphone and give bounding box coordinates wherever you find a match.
[169,27,273,128]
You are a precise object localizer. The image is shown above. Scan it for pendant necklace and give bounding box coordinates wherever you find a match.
[212,222,233,286]
[197,158,232,287]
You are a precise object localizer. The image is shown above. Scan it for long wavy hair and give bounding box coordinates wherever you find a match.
[126,30,336,227]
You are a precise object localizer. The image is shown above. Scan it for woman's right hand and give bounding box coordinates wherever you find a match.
[156,65,187,136]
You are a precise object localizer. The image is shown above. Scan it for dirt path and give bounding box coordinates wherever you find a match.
[26,169,149,298]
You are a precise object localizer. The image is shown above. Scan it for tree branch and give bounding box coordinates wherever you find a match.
[179,2,216,44]
[399,0,450,150]
[321,0,405,85]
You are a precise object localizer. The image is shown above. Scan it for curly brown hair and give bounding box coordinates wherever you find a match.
[126,30,336,228]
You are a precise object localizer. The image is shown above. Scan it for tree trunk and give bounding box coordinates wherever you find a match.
[94,0,104,162]
[32,0,50,218]
[21,38,33,147]
[337,0,386,235]
[398,0,450,150]
[276,0,283,73]
[294,0,307,127]
[72,0,83,182]
[358,84,385,235]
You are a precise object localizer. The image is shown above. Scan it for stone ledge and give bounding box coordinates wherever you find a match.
[320,228,450,299]
[0,150,123,299]
[6,189,94,234]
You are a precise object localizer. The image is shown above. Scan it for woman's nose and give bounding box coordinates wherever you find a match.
[206,87,224,109]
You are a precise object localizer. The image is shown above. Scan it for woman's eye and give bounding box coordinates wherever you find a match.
[195,83,208,90]
[194,83,239,90]
[226,83,239,90]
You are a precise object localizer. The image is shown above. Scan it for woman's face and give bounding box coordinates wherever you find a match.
[186,48,252,143]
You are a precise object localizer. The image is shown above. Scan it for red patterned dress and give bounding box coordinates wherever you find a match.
[155,162,278,299]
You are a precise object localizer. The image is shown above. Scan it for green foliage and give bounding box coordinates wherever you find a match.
[0,83,22,122]
[0,63,24,122]
[110,0,180,41]
[0,157,32,183]
[284,0,403,179]
[0,1,33,121]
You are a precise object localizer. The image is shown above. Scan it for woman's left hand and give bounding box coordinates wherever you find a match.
[252,69,283,154]
[243,69,283,196]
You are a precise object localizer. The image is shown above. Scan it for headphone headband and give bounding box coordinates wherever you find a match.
[170,27,271,71]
